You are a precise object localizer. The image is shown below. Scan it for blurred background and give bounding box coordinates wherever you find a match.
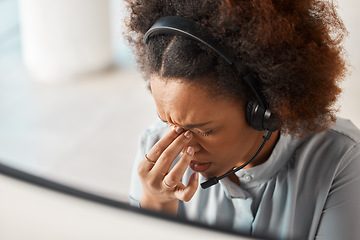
[0,0,359,203]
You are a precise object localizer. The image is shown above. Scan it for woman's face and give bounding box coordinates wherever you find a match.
[150,75,267,179]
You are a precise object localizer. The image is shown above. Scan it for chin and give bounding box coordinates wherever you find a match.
[199,166,233,180]
[198,169,221,179]
[199,172,211,179]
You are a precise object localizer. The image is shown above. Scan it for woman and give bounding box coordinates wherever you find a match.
[126,0,360,239]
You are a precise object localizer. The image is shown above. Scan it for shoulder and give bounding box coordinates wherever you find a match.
[294,118,360,176]
[327,118,360,175]
[296,117,359,149]
[329,118,360,143]
[301,118,360,155]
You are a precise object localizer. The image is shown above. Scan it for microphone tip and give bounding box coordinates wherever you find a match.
[200,177,219,189]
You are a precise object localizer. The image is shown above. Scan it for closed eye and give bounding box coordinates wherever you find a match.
[197,129,214,137]
[158,114,214,137]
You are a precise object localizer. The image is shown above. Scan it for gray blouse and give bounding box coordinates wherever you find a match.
[129,118,360,240]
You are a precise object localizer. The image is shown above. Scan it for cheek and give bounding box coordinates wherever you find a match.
[198,133,239,155]
[200,126,255,157]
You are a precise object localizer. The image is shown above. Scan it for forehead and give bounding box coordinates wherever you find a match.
[150,75,242,125]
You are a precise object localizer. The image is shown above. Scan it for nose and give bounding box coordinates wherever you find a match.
[186,138,202,153]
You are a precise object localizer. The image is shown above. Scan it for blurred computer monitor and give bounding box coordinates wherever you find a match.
[0,162,262,240]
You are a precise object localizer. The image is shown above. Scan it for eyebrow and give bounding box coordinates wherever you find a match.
[157,114,211,129]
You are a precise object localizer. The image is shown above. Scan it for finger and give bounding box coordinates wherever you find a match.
[144,126,184,168]
[145,154,156,164]
[174,172,199,202]
[152,131,193,173]
[163,146,194,188]
[137,154,157,178]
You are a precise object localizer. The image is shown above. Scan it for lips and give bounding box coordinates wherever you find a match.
[189,161,212,172]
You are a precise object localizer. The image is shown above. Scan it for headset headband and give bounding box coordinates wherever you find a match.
[143,16,266,108]
[144,16,232,64]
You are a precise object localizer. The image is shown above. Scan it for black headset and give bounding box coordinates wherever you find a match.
[144,16,278,188]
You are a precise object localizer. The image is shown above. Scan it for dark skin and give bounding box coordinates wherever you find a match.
[127,0,346,136]
[138,75,279,215]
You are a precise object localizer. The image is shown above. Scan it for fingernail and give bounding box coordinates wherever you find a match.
[184,131,192,139]
[186,146,194,156]
[175,126,183,134]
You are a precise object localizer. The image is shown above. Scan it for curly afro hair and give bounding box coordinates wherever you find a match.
[124,0,348,136]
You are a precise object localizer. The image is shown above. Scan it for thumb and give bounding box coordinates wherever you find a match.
[175,172,199,202]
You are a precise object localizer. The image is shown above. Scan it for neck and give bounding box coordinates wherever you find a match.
[245,130,280,169]
[228,130,280,186]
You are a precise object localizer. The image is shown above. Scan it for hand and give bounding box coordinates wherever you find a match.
[138,126,199,215]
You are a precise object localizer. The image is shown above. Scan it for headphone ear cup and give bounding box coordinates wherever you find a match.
[246,101,265,131]
[246,101,277,132]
